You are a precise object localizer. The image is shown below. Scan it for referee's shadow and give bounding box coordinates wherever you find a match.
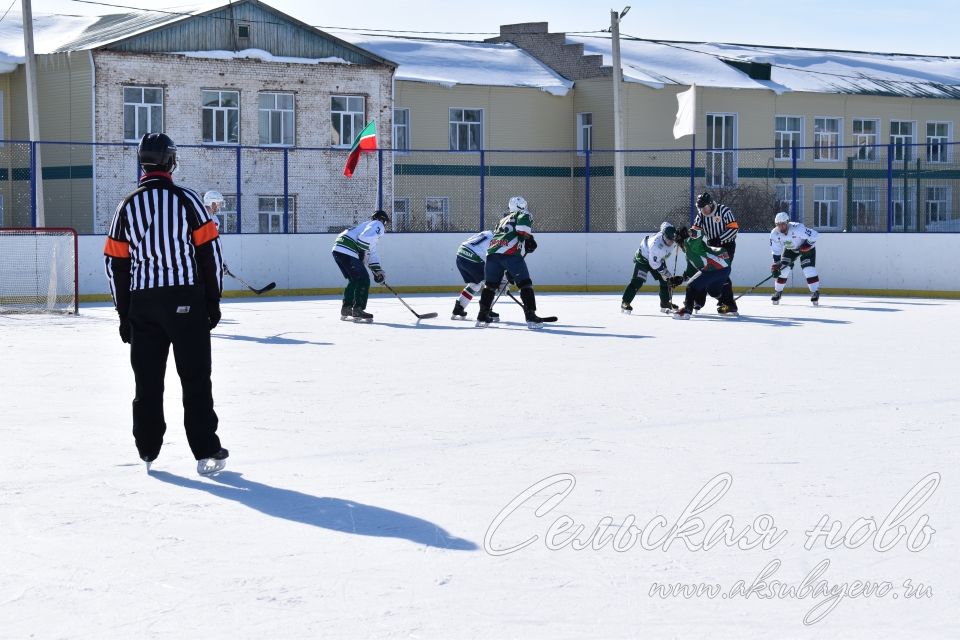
[150,470,477,550]
[212,332,333,346]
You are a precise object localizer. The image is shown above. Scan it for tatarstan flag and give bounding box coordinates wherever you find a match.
[343,120,377,177]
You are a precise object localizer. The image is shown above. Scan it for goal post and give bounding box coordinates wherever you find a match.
[0,227,79,315]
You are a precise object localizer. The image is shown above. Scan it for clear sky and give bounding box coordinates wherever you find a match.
[24,0,958,57]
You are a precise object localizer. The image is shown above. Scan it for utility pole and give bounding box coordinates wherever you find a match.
[22,0,45,226]
[610,7,630,232]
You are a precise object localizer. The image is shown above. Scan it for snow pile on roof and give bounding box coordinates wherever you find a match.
[174,49,349,65]
[0,14,102,64]
[567,35,960,98]
[341,34,573,96]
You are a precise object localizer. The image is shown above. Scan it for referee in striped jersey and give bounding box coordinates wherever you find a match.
[104,133,229,476]
[693,192,739,310]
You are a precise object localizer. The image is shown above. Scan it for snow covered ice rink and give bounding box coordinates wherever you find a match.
[2,292,957,639]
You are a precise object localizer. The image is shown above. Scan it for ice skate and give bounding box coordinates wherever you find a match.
[475,309,493,328]
[197,448,229,477]
[340,304,354,321]
[660,302,679,314]
[771,291,782,305]
[352,308,373,323]
[488,310,500,323]
[672,306,691,320]
[621,301,633,314]
[451,301,468,320]
[810,290,820,306]
[141,455,155,472]
[717,304,740,317]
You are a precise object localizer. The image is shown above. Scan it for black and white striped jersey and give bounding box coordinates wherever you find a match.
[105,172,223,305]
[694,203,739,245]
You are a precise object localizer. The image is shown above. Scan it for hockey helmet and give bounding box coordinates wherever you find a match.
[774,212,791,225]
[204,190,225,207]
[371,209,390,224]
[138,133,177,172]
[660,221,677,242]
[688,225,703,240]
[695,192,713,209]
[508,196,528,214]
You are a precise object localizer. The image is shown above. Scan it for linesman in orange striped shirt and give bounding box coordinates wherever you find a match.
[104,133,229,476]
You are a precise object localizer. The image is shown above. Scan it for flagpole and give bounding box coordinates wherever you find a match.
[689,84,697,226]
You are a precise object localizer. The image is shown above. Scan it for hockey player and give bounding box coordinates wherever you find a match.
[332,210,389,322]
[769,212,821,305]
[621,221,684,314]
[452,229,501,322]
[673,225,738,319]
[476,196,553,329]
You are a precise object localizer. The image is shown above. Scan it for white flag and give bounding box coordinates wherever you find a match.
[673,84,696,139]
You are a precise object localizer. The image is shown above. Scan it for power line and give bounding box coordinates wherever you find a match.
[0,0,17,26]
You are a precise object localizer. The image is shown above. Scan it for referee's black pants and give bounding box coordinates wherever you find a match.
[128,285,221,461]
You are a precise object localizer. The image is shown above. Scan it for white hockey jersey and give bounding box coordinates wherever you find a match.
[333,220,385,269]
[770,221,818,256]
[457,230,494,263]
[636,232,676,274]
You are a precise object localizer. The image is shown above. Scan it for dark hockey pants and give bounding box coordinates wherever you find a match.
[622,258,672,306]
[685,267,736,310]
[333,251,370,310]
[128,286,222,461]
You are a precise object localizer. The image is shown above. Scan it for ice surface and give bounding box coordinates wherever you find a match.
[1,293,957,638]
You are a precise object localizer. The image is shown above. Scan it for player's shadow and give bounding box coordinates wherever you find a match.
[497,321,649,339]
[374,321,469,331]
[212,332,333,346]
[696,315,850,327]
[150,470,477,550]
[785,304,900,313]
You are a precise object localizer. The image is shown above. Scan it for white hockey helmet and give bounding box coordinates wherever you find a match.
[204,190,225,207]
[774,212,791,225]
[508,196,528,213]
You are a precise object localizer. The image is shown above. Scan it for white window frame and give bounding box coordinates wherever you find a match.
[851,185,880,230]
[331,95,365,148]
[392,198,410,232]
[425,197,450,231]
[202,90,240,144]
[123,86,163,143]
[925,186,951,224]
[774,115,803,161]
[813,117,842,162]
[706,112,738,187]
[449,108,484,152]
[926,122,951,163]
[891,185,917,230]
[576,112,593,156]
[775,183,804,220]
[258,195,293,233]
[258,92,294,147]
[890,120,916,163]
[852,118,880,161]
[813,184,842,230]
[215,194,239,234]
[393,108,410,155]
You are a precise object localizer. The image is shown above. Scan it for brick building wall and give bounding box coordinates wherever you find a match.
[92,50,393,233]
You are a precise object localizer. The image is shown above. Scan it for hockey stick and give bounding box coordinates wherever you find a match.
[382,282,438,320]
[503,288,557,322]
[224,266,276,295]
[734,274,776,301]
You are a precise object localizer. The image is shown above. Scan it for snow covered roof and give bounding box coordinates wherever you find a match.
[340,34,573,96]
[567,35,960,98]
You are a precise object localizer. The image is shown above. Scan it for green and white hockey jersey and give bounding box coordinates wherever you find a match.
[633,231,675,276]
[683,233,730,277]
[457,230,494,263]
[770,221,818,256]
[488,211,533,256]
[333,220,385,270]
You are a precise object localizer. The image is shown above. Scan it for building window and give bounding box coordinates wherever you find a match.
[124,87,163,142]
[577,112,593,155]
[774,116,802,160]
[925,186,951,225]
[706,113,737,186]
[814,117,842,161]
[393,198,410,231]
[852,119,879,161]
[890,121,915,162]
[851,186,880,230]
[214,194,239,234]
[449,108,483,151]
[258,195,293,233]
[202,90,239,144]
[813,185,841,229]
[331,96,365,147]
[926,122,951,163]
[425,197,449,231]
[237,23,250,40]
[393,108,410,153]
[775,183,804,219]
[258,92,294,146]
[892,185,916,230]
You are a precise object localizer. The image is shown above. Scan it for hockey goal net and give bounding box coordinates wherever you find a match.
[0,228,79,315]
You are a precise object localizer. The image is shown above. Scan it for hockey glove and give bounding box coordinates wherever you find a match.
[118,314,131,344]
[372,268,386,284]
[667,275,684,287]
[799,241,814,253]
[524,234,538,254]
[771,262,781,276]
[706,237,722,248]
